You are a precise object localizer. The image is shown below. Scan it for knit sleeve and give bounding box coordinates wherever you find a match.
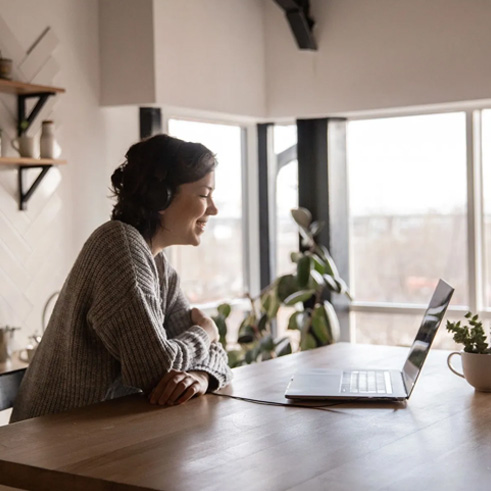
[159,255,233,389]
[192,342,232,390]
[92,287,212,393]
[84,222,214,393]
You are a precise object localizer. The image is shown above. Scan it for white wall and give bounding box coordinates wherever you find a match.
[100,0,267,117]
[153,0,266,117]
[99,0,156,106]
[265,0,491,118]
[100,105,141,219]
[0,0,109,349]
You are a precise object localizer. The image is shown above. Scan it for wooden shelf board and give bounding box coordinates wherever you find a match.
[0,78,65,95]
[0,157,66,166]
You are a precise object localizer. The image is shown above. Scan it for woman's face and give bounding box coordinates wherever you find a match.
[154,171,218,251]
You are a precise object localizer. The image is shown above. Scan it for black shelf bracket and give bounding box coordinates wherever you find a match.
[15,89,57,209]
[17,91,55,136]
[18,165,52,210]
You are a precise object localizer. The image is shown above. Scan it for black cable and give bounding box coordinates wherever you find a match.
[210,392,358,410]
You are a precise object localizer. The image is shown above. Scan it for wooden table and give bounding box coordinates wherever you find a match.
[0,343,490,490]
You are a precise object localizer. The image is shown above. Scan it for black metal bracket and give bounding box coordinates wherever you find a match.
[273,0,317,50]
[15,90,57,210]
[18,165,52,210]
[17,91,55,136]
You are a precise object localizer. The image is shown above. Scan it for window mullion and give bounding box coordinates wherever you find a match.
[466,110,484,313]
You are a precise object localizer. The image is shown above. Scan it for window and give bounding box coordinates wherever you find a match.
[270,125,299,342]
[347,112,468,349]
[482,110,491,308]
[273,125,298,277]
[167,119,245,304]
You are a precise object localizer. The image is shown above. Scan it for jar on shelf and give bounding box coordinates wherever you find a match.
[0,50,12,80]
[0,128,7,157]
[40,120,61,159]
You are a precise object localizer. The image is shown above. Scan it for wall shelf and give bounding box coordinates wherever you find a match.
[0,157,66,166]
[0,79,65,96]
[0,79,66,210]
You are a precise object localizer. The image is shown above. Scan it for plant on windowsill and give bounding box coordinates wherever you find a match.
[214,207,352,368]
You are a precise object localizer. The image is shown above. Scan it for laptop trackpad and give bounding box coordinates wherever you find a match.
[286,369,342,398]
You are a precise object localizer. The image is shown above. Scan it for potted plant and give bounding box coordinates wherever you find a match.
[214,207,351,367]
[274,207,352,350]
[446,312,491,392]
[19,119,29,134]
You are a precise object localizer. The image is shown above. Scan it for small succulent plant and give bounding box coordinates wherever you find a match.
[446,312,491,354]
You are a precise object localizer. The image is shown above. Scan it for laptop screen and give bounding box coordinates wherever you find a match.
[402,279,455,396]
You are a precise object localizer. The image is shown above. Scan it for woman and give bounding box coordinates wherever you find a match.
[11,134,232,422]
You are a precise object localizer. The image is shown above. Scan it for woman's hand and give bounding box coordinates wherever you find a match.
[191,307,219,343]
[149,370,210,406]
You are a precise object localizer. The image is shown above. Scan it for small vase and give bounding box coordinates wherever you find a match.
[0,57,12,80]
[40,120,61,159]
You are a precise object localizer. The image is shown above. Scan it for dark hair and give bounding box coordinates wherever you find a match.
[110,134,216,240]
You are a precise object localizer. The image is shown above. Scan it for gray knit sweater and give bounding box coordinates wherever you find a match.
[10,221,232,422]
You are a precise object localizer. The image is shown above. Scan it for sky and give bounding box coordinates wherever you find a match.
[347,112,469,217]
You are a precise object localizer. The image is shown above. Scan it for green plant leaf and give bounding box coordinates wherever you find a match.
[290,251,303,263]
[291,207,312,229]
[315,244,340,277]
[322,301,340,343]
[245,347,257,364]
[212,314,228,347]
[227,350,244,368]
[237,320,256,344]
[268,293,280,319]
[261,290,280,319]
[332,277,351,297]
[446,312,490,354]
[311,305,330,344]
[259,334,275,352]
[277,274,300,302]
[298,226,314,248]
[297,255,312,288]
[310,269,324,288]
[237,334,254,344]
[261,293,271,314]
[217,303,231,318]
[245,345,262,364]
[323,274,341,293]
[257,313,269,333]
[260,351,273,361]
[312,254,327,274]
[287,311,302,330]
[309,220,325,237]
[275,337,292,356]
[284,289,315,306]
[300,333,317,351]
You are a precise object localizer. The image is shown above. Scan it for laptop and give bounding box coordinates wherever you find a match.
[285,278,454,402]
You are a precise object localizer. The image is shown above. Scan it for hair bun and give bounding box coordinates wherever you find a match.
[110,165,125,193]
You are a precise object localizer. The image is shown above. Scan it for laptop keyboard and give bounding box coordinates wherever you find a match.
[341,370,393,394]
